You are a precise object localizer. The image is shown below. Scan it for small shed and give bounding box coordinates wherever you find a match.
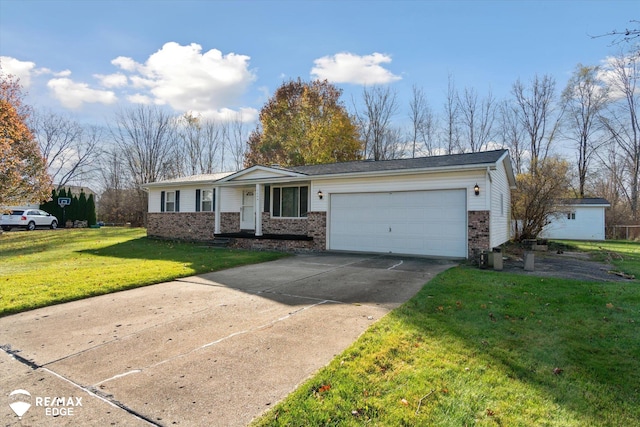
[540,198,610,241]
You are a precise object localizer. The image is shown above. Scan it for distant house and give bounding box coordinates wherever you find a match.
[540,198,610,241]
[142,150,517,259]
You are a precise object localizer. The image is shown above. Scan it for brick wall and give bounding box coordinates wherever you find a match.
[147,212,216,241]
[220,212,240,233]
[261,212,309,235]
[468,210,490,259]
[307,211,327,250]
[229,238,316,252]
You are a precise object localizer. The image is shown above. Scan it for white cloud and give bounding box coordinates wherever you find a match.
[197,106,259,122]
[0,56,36,87]
[311,52,401,85]
[95,72,128,88]
[597,54,638,101]
[47,78,117,109]
[111,56,138,72]
[127,93,154,105]
[111,42,256,119]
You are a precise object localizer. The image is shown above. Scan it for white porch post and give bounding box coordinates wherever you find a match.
[255,183,263,236]
[214,186,221,234]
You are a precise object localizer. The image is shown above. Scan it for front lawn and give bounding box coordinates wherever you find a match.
[0,228,286,316]
[253,244,640,426]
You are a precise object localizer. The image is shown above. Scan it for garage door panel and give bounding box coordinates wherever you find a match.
[329,190,466,257]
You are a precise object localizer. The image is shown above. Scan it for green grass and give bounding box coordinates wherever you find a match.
[253,242,640,427]
[0,228,286,316]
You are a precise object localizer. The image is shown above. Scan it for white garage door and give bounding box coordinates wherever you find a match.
[329,190,467,257]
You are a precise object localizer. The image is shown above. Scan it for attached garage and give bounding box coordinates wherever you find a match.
[329,189,467,257]
[145,149,516,259]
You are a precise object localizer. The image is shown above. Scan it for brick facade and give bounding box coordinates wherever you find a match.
[147,212,216,241]
[228,211,327,252]
[148,211,327,252]
[468,210,491,259]
[220,212,240,233]
[261,213,308,235]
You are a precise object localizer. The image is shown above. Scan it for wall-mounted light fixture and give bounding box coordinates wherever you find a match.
[317,190,324,200]
[474,183,480,196]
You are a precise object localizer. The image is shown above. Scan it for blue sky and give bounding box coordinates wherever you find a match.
[0,0,636,126]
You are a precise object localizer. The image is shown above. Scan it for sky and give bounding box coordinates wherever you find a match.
[0,0,636,129]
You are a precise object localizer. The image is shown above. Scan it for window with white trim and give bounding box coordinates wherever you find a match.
[567,212,576,220]
[201,189,213,211]
[165,191,176,212]
[272,186,308,218]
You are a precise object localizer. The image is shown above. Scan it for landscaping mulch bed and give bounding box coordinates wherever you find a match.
[496,244,635,282]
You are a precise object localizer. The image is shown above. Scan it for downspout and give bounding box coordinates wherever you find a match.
[214,186,221,234]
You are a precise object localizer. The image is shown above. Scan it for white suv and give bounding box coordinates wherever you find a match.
[1,209,59,231]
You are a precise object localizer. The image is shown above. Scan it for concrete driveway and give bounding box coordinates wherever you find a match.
[1,253,455,426]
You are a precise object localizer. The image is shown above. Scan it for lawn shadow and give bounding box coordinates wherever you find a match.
[393,267,640,424]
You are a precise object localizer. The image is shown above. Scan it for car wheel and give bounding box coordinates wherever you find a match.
[1,226,10,232]
[50,220,58,230]
[26,221,36,231]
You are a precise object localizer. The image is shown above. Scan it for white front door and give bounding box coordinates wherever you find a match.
[240,189,255,230]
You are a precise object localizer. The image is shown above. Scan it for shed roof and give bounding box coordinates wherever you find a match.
[558,198,610,206]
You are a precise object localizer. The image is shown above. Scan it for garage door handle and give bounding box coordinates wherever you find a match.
[389,227,392,232]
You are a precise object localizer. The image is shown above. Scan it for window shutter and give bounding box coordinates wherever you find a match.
[160,191,165,212]
[263,185,270,212]
[195,189,201,212]
[175,190,180,212]
[212,189,216,211]
[300,186,308,217]
[273,188,281,217]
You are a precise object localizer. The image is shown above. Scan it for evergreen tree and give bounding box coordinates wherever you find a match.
[87,194,97,226]
[78,191,88,222]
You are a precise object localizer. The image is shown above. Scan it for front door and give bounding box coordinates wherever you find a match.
[240,189,255,230]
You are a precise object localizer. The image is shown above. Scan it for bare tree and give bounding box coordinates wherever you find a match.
[561,64,610,197]
[496,100,526,174]
[356,85,400,160]
[175,113,224,175]
[31,110,102,188]
[223,117,249,171]
[591,20,640,45]
[599,52,640,219]
[408,85,437,157]
[441,74,461,155]
[457,87,496,152]
[110,106,178,223]
[110,105,178,187]
[512,74,563,173]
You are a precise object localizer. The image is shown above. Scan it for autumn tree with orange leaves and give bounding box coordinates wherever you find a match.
[244,79,362,167]
[0,72,52,208]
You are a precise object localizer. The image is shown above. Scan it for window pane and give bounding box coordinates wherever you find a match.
[166,191,175,212]
[273,188,281,217]
[282,187,298,217]
[300,186,308,217]
[202,190,213,211]
[166,202,175,212]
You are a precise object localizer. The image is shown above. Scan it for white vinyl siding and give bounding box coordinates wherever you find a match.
[310,169,486,213]
[540,206,606,240]
[489,158,512,248]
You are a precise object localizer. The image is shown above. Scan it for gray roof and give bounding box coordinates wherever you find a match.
[287,149,509,175]
[559,198,610,206]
